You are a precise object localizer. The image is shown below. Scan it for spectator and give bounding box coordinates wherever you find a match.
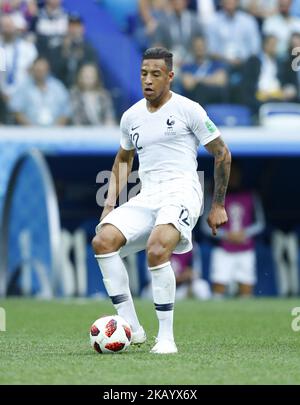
[70,63,116,126]
[131,0,169,50]
[195,0,216,25]
[10,57,71,126]
[256,34,297,102]
[139,0,170,33]
[0,14,37,99]
[206,0,261,103]
[181,36,228,105]
[50,14,99,88]
[36,0,68,57]
[240,0,278,27]
[0,0,38,32]
[151,0,203,91]
[279,31,300,101]
[201,161,265,298]
[152,0,203,64]
[207,0,261,64]
[262,0,300,59]
[272,229,299,296]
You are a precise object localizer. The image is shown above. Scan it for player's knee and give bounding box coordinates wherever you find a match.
[92,233,110,254]
[147,241,170,267]
[92,231,122,255]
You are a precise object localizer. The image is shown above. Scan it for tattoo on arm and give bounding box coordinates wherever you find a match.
[205,137,231,205]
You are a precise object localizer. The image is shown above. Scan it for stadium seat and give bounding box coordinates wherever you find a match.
[259,102,300,128]
[205,104,252,126]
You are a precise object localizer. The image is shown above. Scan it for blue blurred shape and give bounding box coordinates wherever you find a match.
[206,104,252,127]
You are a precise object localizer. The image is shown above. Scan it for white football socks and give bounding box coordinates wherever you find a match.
[95,251,141,333]
[149,261,176,342]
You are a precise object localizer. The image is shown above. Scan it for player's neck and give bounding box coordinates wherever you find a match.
[146,91,172,113]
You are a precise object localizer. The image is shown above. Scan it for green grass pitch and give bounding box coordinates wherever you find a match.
[0,298,300,385]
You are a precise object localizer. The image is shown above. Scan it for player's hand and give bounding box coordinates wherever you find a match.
[99,205,114,222]
[207,204,228,236]
[226,230,247,244]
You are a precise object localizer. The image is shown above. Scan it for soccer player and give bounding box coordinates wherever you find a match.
[92,47,231,354]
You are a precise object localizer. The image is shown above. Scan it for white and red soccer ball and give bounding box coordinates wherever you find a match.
[90,315,132,354]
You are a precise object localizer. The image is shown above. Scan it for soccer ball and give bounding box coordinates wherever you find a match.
[90,315,132,354]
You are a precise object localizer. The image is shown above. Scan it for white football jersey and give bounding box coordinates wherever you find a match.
[120,91,220,191]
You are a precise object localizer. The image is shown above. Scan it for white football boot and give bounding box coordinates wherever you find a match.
[131,326,147,345]
[150,339,178,354]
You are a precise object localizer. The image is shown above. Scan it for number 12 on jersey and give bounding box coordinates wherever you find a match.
[131,132,143,150]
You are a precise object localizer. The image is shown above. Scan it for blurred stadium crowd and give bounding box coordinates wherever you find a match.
[0,0,300,126]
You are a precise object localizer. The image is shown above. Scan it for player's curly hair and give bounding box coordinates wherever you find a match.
[142,47,173,72]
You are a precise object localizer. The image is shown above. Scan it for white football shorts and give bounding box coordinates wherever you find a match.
[210,247,256,286]
[96,181,202,257]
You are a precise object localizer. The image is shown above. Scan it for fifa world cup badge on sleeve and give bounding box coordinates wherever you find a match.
[205,119,217,133]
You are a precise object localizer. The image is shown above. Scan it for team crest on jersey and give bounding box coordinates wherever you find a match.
[165,116,176,136]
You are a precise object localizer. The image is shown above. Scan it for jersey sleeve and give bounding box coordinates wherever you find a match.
[187,102,221,146]
[120,112,135,150]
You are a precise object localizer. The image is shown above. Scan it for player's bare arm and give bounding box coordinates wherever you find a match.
[205,136,231,236]
[100,147,135,221]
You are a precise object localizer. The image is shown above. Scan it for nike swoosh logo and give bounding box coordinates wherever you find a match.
[131,125,140,131]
